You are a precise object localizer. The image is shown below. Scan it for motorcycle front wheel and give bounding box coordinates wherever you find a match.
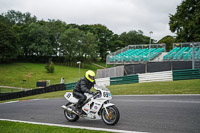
[101,105,120,125]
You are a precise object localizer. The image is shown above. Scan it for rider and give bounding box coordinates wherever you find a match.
[73,70,96,114]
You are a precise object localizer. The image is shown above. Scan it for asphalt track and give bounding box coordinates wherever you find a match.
[0,95,200,133]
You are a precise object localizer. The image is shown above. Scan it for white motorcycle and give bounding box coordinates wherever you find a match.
[61,84,120,125]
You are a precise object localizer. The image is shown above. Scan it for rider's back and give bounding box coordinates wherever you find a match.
[74,76,95,94]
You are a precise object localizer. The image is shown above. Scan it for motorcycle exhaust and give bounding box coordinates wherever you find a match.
[61,105,67,110]
[61,105,73,112]
[61,105,78,115]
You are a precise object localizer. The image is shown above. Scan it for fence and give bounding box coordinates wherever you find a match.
[96,66,124,78]
[96,61,194,78]
[124,61,193,75]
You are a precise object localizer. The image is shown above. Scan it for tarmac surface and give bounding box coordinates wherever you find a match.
[0,95,200,133]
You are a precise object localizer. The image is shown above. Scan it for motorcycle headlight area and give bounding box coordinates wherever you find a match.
[102,91,112,98]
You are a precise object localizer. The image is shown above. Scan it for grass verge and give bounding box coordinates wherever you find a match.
[108,79,200,95]
[0,120,111,133]
[1,79,200,103]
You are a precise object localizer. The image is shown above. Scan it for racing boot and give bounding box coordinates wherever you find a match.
[75,104,82,115]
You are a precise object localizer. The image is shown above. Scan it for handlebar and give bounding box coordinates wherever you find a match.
[93,91,101,99]
[93,91,99,95]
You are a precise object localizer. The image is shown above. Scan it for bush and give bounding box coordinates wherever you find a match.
[45,59,55,73]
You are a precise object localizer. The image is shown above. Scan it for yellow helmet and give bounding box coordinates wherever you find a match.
[85,70,95,82]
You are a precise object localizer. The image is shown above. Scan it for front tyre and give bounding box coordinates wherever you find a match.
[101,105,120,125]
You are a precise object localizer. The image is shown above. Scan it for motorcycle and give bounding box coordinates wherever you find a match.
[61,84,120,125]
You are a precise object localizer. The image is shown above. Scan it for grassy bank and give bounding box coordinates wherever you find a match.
[0,63,101,89]
[0,120,111,133]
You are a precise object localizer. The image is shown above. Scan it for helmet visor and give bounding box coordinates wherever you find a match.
[89,75,95,80]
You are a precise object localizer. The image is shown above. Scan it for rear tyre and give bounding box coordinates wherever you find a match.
[64,104,79,122]
[101,105,120,125]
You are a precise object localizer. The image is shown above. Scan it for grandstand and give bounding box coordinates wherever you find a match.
[163,43,200,61]
[106,42,200,64]
[106,44,166,64]
[97,42,200,78]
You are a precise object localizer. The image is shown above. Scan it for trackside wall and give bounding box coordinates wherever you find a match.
[138,71,173,83]
[109,69,200,85]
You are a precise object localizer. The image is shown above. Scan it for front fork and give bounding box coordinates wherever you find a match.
[103,103,114,116]
[104,107,109,115]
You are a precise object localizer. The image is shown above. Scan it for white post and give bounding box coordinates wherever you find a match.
[149,31,153,61]
[192,43,196,69]
[77,61,81,79]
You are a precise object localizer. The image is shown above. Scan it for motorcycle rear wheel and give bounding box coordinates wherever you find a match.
[101,105,120,125]
[64,105,79,122]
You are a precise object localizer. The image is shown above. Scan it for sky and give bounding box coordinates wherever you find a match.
[0,0,183,41]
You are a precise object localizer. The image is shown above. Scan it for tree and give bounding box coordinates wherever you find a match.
[119,30,150,46]
[2,10,37,26]
[0,15,11,26]
[27,22,53,56]
[59,27,98,62]
[46,19,67,56]
[90,24,114,61]
[158,35,175,52]
[64,24,121,61]
[108,34,124,52]
[1,10,38,57]
[0,22,19,62]
[169,0,200,42]
[81,32,98,61]
[59,27,83,62]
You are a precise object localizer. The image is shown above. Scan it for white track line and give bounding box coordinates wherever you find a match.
[1,101,19,104]
[114,94,200,97]
[0,99,41,104]
[0,119,149,133]
[114,99,200,104]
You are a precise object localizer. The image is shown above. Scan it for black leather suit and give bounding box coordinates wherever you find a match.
[73,76,95,108]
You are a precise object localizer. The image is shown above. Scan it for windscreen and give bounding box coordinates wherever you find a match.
[98,85,109,91]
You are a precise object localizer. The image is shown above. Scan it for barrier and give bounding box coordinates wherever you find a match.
[0,84,66,101]
[65,82,77,90]
[96,77,110,86]
[138,71,173,83]
[110,74,138,85]
[173,69,200,80]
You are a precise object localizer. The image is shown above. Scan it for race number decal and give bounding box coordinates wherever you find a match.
[67,93,71,98]
[103,92,109,97]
